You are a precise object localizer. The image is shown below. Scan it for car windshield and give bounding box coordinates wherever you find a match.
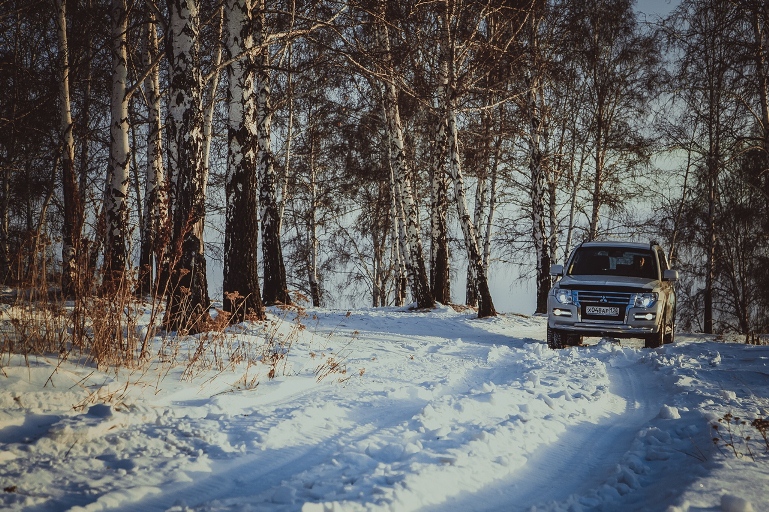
[567,247,658,279]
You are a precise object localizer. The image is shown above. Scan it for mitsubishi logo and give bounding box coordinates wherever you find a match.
[600,296,608,303]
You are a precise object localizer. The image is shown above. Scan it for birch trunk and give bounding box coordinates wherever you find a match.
[705,154,718,334]
[256,1,291,306]
[138,6,168,297]
[54,0,84,298]
[390,168,406,307]
[377,8,434,310]
[223,0,265,322]
[0,15,19,281]
[588,106,605,241]
[484,132,500,279]
[307,152,321,307]
[372,240,382,307]
[430,59,451,305]
[164,0,210,333]
[527,78,551,314]
[203,6,224,194]
[104,0,130,290]
[78,0,94,210]
[372,193,387,306]
[448,105,495,318]
[564,144,587,260]
[0,150,7,281]
[440,0,493,317]
[466,106,491,307]
[394,170,410,305]
[465,171,487,307]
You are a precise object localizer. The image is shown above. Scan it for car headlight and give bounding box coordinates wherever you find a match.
[554,288,574,305]
[634,292,658,308]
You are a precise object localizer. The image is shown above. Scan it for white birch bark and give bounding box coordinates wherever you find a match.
[54,0,83,297]
[466,146,488,306]
[105,0,130,285]
[308,152,321,306]
[447,104,495,317]
[223,0,264,321]
[256,0,290,305]
[527,74,551,314]
[484,134,500,278]
[202,6,224,196]
[430,58,450,304]
[139,5,167,295]
[564,152,586,260]
[389,161,406,306]
[382,98,408,307]
[164,0,209,332]
[279,44,294,234]
[376,7,433,309]
[440,0,494,316]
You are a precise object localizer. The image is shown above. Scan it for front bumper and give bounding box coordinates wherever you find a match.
[547,297,662,337]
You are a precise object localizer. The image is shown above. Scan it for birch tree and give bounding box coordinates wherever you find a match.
[138,1,168,296]
[103,0,130,289]
[54,0,84,298]
[429,58,451,305]
[438,0,497,317]
[164,0,210,333]
[256,0,291,306]
[223,0,265,322]
[524,7,552,314]
[376,0,434,310]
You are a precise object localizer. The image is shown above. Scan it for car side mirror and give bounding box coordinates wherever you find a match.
[663,269,679,281]
[550,264,564,276]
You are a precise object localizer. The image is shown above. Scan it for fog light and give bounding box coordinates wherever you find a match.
[634,312,655,321]
[553,308,572,317]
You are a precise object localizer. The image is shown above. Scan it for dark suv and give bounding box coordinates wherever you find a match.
[547,241,678,349]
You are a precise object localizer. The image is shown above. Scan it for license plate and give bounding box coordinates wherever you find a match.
[586,306,619,316]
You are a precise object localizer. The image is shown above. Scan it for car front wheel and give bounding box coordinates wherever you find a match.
[547,326,564,349]
[663,321,675,345]
[644,313,667,349]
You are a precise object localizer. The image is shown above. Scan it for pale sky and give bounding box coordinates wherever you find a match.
[635,0,679,19]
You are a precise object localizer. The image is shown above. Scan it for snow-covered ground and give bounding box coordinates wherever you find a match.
[1,304,768,512]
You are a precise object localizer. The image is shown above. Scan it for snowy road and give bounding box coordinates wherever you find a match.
[1,306,768,511]
[430,362,665,511]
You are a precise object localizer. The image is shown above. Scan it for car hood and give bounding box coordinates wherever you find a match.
[557,275,660,292]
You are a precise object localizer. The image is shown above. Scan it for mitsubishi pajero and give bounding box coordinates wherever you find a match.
[547,241,678,349]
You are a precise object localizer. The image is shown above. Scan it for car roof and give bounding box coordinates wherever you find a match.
[578,241,656,251]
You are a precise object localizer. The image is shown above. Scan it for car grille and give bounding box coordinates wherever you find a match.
[576,290,632,321]
[576,291,632,305]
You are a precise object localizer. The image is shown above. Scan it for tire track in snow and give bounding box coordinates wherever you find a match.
[120,345,483,511]
[120,423,379,512]
[431,354,666,512]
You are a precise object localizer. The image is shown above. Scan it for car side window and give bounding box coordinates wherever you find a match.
[656,248,669,271]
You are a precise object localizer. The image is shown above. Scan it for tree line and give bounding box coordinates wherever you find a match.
[0,0,767,335]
